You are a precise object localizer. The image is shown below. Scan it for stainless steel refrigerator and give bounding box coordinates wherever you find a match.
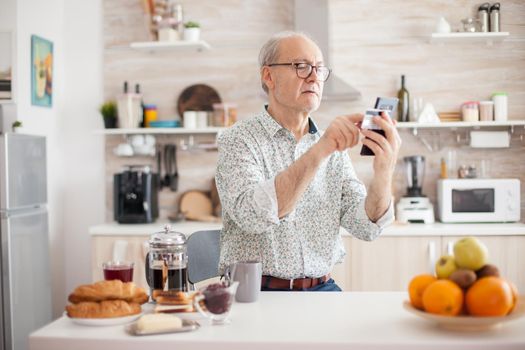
[0,133,52,350]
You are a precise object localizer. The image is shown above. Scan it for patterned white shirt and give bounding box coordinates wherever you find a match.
[215,107,394,279]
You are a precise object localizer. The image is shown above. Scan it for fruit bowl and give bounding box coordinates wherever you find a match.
[403,296,525,331]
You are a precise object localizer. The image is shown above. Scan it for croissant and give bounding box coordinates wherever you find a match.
[68,280,148,304]
[66,300,141,318]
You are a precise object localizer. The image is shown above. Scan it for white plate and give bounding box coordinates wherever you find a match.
[66,312,142,327]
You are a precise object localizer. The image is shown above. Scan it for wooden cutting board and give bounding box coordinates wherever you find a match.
[179,190,220,222]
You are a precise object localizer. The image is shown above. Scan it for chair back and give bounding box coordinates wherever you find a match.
[187,229,221,284]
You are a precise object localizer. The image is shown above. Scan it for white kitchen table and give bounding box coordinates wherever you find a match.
[30,292,525,350]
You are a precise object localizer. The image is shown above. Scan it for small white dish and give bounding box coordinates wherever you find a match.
[66,312,142,327]
[113,143,134,157]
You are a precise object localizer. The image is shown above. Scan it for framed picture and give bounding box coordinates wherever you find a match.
[31,35,53,107]
[0,32,12,101]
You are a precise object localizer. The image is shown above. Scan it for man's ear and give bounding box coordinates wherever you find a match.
[261,66,275,91]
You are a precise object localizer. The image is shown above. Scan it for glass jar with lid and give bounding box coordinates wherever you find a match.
[145,225,189,299]
[461,101,479,122]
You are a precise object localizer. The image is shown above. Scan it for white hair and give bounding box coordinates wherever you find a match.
[258,31,318,94]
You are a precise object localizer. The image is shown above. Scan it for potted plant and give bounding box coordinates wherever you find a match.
[183,21,200,42]
[99,100,117,128]
[11,120,22,133]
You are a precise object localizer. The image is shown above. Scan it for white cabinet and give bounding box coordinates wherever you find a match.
[347,236,441,291]
[345,235,525,292]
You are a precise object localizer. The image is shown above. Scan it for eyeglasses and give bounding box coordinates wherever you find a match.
[267,62,332,82]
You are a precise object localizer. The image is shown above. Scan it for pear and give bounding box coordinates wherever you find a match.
[435,255,458,279]
[453,237,488,271]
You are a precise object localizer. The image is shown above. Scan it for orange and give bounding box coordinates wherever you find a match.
[466,276,513,316]
[408,274,437,310]
[422,280,464,316]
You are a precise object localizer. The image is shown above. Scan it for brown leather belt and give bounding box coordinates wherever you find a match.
[262,274,331,290]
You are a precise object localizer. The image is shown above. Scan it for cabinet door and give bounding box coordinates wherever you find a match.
[331,236,352,291]
[441,236,525,291]
[350,236,441,291]
[91,235,150,290]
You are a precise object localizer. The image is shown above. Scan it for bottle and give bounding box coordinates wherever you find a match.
[397,75,409,122]
[440,158,447,179]
[135,83,145,127]
[478,3,490,32]
[490,3,500,32]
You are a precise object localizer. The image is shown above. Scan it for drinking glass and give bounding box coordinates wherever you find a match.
[194,281,239,325]
[102,261,134,282]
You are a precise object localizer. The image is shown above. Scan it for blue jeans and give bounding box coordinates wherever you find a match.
[261,278,342,292]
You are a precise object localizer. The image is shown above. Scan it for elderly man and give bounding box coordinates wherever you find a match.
[215,31,401,291]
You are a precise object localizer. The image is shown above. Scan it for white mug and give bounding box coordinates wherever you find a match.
[227,261,262,303]
[183,111,197,129]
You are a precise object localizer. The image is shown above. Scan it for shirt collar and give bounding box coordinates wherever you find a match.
[258,105,319,137]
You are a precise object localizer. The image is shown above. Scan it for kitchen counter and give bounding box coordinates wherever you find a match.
[89,220,222,236]
[89,220,525,237]
[30,292,525,350]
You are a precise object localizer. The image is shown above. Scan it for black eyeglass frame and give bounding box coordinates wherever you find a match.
[267,62,332,82]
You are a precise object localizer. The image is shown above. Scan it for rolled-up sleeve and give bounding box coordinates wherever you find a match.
[215,131,280,234]
[339,152,391,241]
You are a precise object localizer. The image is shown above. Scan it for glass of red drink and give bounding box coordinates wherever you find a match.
[102,261,134,282]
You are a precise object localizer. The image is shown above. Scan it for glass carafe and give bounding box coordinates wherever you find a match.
[145,225,188,300]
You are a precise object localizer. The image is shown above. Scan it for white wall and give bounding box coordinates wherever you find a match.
[61,0,104,313]
[12,0,104,317]
[15,0,66,317]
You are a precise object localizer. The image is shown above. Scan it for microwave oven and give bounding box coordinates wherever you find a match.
[437,179,520,223]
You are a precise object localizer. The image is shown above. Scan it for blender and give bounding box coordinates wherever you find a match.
[396,156,435,223]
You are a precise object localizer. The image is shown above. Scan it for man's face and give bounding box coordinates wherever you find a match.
[265,36,325,113]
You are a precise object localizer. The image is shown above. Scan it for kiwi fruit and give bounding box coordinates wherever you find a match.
[449,269,477,289]
[476,264,500,278]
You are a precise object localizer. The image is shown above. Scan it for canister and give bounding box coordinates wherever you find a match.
[479,101,494,121]
[144,104,158,127]
[492,92,508,121]
[461,101,479,122]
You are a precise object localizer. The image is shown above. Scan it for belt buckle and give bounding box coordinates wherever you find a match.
[289,278,294,290]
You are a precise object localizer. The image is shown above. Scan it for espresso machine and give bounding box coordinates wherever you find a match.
[114,165,159,224]
[145,225,189,300]
[396,156,435,223]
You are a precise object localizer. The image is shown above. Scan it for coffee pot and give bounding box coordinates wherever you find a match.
[145,225,189,299]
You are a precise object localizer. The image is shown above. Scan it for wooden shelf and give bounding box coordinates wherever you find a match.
[430,32,509,44]
[95,127,226,135]
[397,120,525,129]
[129,40,211,52]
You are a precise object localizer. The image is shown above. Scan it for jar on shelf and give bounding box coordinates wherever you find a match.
[144,104,158,127]
[479,101,494,121]
[213,103,238,127]
[492,92,508,121]
[461,101,479,122]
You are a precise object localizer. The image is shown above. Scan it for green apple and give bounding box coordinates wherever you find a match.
[453,237,488,271]
[435,255,458,279]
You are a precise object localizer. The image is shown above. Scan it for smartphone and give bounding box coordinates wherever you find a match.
[360,97,399,156]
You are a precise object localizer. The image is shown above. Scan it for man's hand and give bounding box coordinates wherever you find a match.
[362,112,402,222]
[316,114,363,157]
[361,112,402,177]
